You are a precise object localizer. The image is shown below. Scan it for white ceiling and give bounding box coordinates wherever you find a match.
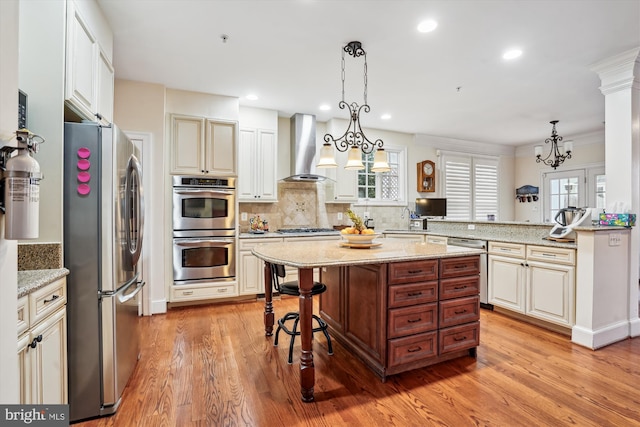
[97,0,640,146]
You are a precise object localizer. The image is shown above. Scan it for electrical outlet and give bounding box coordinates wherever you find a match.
[468,224,476,230]
[609,233,621,246]
[241,212,247,221]
[364,211,370,219]
[337,212,343,220]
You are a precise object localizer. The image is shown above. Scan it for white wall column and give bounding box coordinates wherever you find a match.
[591,47,640,338]
[0,0,20,403]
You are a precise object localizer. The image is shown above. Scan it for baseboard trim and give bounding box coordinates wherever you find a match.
[572,320,629,349]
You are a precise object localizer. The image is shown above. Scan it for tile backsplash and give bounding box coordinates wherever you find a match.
[238,181,407,232]
[239,182,350,232]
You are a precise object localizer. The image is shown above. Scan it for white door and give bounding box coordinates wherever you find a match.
[542,169,586,223]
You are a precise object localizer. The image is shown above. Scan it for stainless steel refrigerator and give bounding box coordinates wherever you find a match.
[63,122,145,422]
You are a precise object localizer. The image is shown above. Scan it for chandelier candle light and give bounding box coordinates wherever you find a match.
[535,120,573,169]
[317,41,391,173]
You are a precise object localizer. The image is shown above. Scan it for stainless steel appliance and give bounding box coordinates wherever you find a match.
[447,237,491,309]
[63,122,145,422]
[172,230,236,284]
[549,206,593,240]
[173,176,236,231]
[172,176,236,285]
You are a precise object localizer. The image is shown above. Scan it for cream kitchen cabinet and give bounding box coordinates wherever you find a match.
[426,235,448,245]
[238,237,283,295]
[239,235,340,296]
[170,114,237,176]
[324,149,358,203]
[383,233,425,242]
[238,128,277,202]
[488,242,576,328]
[65,0,114,124]
[17,278,68,405]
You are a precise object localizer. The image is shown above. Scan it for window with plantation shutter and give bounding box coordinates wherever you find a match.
[442,153,499,220]
[473,159,499,220]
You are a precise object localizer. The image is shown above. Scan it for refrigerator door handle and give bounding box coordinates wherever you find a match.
[118,280,145,304]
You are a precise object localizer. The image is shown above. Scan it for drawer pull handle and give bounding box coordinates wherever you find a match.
[453,264,467,269]
[407,292,423,297]
[407,270,422,274]
[217,289,228,293]
[541,253,557,257]
[407,346,422,353]
[29,334,43,349]
[183,291,194,295]
[407,318,422,323]
[44,294,59,304]
[453,286,467,290]
[454,336,467,342]
[454,309,467,314]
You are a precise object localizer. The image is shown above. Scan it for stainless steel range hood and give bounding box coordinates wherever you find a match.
[283,113,326,182]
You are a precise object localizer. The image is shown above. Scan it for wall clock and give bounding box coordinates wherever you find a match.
[417,160,435,192]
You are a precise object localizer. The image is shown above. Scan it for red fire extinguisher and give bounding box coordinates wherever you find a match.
[2,129,44,240]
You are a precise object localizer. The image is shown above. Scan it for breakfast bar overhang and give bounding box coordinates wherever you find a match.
[252,239,485,402]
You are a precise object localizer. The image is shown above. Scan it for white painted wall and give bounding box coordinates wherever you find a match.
[114,79,167,314]
[513,131,605,223]
[0,0,20,403]
[18,0,66,243]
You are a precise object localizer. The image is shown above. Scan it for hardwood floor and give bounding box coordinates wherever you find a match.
[74,297,640,426]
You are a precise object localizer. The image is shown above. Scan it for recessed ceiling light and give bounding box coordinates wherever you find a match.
[417,19,438,33]
[381,114,391,120]
[503,49,523,60]
[319,104,331,111]
[246,94,258,100]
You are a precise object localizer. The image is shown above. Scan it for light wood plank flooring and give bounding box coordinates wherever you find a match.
[74,297,640,426]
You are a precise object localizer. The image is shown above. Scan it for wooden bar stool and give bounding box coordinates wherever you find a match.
[268,263,333,364]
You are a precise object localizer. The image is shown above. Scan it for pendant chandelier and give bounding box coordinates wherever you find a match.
[317,41,391,173]
[535,120,573,170]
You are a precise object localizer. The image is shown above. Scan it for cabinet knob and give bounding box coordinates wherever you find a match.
[29,334,43,349]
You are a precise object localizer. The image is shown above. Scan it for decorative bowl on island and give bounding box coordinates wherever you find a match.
[341,232,381,245]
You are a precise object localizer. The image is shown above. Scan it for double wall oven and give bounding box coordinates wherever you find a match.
[172,176,236,286]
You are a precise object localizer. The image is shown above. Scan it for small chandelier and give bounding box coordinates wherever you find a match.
[535,120,573,170]
[317,41,390,173]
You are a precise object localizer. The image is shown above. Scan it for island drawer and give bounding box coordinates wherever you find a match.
[388,281,438,308]
[439,276,480,300]
[388,331,437,367]
[388,303,438,338]
[388,260,438,284]
[439,322,480,354]
[439,296,480,328]
[439,256,480,278]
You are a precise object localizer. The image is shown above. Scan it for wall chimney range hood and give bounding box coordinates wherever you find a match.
[283,113,326,182]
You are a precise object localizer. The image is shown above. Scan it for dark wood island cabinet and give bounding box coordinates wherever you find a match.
[320,255,480,380]
[253,239,483,402]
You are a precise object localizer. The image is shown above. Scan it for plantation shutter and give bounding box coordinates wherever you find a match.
[442,153,499,221]
[474,159,499,220]
[443,155,472,220]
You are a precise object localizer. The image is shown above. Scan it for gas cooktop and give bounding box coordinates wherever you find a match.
[277,228,338,234]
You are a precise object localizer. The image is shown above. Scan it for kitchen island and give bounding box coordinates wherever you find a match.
[252,238,484,402]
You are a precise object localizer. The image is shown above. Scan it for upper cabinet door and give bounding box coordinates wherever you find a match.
[170,115,205,175]
[65,3,97,119]
[96,48,114,124]
[205,120,237,176]
[64,0,114,123]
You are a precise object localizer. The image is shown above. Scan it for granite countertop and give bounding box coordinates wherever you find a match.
[251,239,484,269]
[18,268,69,298]
[382,229,578,249]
